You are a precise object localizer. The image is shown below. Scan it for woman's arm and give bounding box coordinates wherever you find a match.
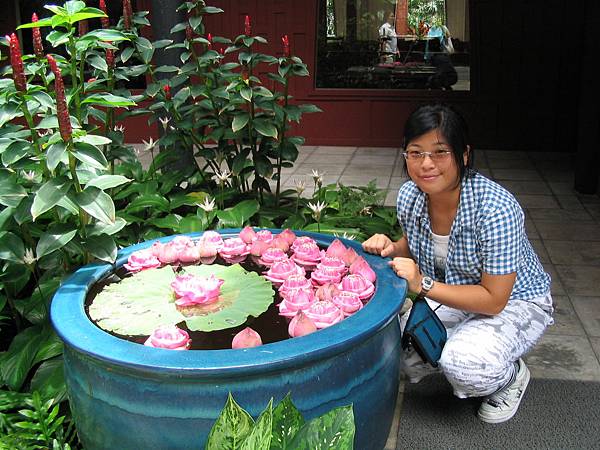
[362,234,412,259]
[390,256,516,315]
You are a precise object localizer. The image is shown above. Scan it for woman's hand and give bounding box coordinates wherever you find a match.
[362,234,397,257]
[389,257,422,293]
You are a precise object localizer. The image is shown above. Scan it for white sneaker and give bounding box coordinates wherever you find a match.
[478,358,530,424]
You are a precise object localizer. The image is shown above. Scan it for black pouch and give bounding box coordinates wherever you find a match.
[401,298,447,367]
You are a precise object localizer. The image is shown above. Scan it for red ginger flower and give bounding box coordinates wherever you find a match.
[46,55,72,142]
[78,19,88,36]
[106,48,115,69]
[282,34,290,57]
[186,24,194,41]
[244,15,251,36]
[206,32,213,49]
[7,33,26,92]
[163,84,171,100]
[31,13,44,58]
[123,0,133,30]
[99,0,110,28]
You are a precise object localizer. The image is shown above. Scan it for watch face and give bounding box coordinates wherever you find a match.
[422,276,434,290]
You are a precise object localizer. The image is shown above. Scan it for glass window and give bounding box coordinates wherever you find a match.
[316,0,470,91]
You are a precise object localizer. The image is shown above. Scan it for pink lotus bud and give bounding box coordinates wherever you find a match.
[304,300,344,329]
[47,55,72,142]
[264,259,305,286]
[332,291,363,316]
[239,226,256,244]
[144,325,191,350]
[342,247,359,266]
[311,266,344,286]
[325,239,347,259]
[281,34,290,57]
[349,257,377,283]
[178,245,200,264]
[288,311,317,338]
[197,243,218,264]
[8,33,26,92]
[278,289,315,318]
[250,239,270,257]
[171,235,194,250]
[78,19,88,36]
[279,274,313,298]
[219,237,250,264]
[158,244,179,264]
[271,237,290,253]
[199,231,224,250]
[291,236,316,251]
[244,15,251,36]
[278,229,296,246]
[317,256,347,274]
[124,249,162,272]
[259,247,288,267]
[315,283,341,302]
[291,243,322,269]
[254,229,273,243]
[171,273,223,306]
[232,327,262,349]
[150,241,164,257]
[123,0,133,30]
[31,13,44,58]
[99,0,110,28]
[339,274,375,301]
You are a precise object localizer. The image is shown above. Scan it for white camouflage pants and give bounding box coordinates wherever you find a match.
[400,294,554,398]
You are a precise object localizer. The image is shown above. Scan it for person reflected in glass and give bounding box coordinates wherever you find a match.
[362,104,554,424]
[379,11,400,64]
[425,39,458,90]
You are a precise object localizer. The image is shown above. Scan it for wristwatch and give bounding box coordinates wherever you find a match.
[416,276,434,299]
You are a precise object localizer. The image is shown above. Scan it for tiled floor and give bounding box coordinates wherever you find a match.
[282,146,600,449]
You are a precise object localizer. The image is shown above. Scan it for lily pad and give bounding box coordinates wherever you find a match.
[88,264,275,336]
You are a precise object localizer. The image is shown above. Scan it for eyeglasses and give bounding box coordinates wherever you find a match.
[402,150,453,162]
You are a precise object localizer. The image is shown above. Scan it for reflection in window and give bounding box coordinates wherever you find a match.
[316,0,470,91]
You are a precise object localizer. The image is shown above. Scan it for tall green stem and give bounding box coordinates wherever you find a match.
[275,75,289,207]
[19,95,50,178]
[68,35,82,119]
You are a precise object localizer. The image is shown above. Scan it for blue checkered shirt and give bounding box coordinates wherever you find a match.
[397,172,551,301]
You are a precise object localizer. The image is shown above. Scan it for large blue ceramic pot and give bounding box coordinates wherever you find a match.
[51,230,406,450]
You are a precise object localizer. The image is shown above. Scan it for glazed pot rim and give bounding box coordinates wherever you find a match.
[51,229,406,376]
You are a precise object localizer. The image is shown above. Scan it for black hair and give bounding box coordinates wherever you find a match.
[402,104,474,181]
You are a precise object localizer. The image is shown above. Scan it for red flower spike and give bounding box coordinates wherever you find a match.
[78,20,88,36]
[185,25,194,42]
[106,48,115,69]
[8,33,26,92]
[218,47,224,55]
[163,85,171,100]
[99,0,110,28]
[282,34,290,57]
[207,32,213,50]
[241,67,249,81]
[31,13,44,58]
[46,55,72,142]
[244,15,251,36]
[123,0,133,30]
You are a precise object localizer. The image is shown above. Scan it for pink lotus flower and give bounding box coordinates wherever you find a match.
[197,243,218,264]
[332,291,364,316]
[288,311,317,338]
[278,289,315,318]
[315,283,341,302]
[199,231,224,250]
[311,267,344,286]
[279,275,313,298]
[259,247,288,267]
[144,325,191,350]
[171,274,224,306]
[254,230,273,243]
[249,239,270,258]
[232,327,262,349]
[339,274,375,301]
[278,229,297,246]
[270,237,290,253]
[124,250,162,273]
[178,245,201,264]
[350,257,377,283]
[317,256,347,275]
[264,259,305,286]
[291,236,316,250]
[292,243,322,269]
[157,243,179,264]
[342,247,360,266]
[304,300,344,329]
[219,237,250,264]
[325,239,347,259]
[239,226,256,244]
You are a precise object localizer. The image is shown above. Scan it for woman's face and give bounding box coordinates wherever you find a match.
[405,128,463,196]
